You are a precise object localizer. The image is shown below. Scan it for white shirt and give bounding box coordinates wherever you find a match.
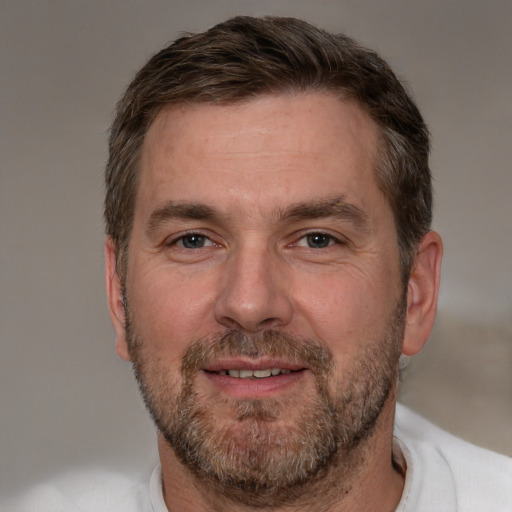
[393,404,512,511]
[4,404,511,511]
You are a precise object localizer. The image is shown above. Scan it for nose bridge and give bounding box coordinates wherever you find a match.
[214,238,292,332]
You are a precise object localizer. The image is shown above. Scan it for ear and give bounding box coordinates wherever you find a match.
[402,230,443,356]
[105,238,131,361]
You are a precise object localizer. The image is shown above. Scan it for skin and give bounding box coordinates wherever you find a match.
[106,92,442,511]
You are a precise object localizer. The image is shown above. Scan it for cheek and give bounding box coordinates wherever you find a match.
[293,266,400,347]
[127,267,218,352]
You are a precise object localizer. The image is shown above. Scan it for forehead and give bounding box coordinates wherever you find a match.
[138,93,384,216]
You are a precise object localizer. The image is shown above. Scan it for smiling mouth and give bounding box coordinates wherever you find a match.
[207,368,301,379]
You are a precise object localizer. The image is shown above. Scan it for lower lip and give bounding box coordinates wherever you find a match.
[201,370,307,399]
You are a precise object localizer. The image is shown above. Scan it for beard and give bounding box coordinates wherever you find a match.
[125,299,405,507]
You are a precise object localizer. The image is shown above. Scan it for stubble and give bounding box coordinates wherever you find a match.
[126,301,405,507]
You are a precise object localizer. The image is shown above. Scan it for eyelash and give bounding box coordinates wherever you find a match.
[167,232,217,249]
[165,230,346,251]
[295,231,344,249]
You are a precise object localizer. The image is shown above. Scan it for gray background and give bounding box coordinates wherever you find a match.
[1,0,511,497]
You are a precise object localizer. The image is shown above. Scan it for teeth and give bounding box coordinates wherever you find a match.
[253,369,272,378]
[221,368,292,379]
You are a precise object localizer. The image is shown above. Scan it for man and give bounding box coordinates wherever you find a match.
[8,15,511,512]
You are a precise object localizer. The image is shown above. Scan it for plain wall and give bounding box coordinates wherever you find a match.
[1,0,511,497]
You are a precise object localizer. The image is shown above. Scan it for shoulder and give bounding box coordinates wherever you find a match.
[395,403,512,510]
[2,468,152,512]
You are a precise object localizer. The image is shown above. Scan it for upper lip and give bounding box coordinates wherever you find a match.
[203,357,306,372]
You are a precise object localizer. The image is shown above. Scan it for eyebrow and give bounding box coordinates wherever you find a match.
[280,196,370,231]
[146,201,219,235]
[145,195,370,236]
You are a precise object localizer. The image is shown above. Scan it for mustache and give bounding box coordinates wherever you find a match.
[181,329,334,379]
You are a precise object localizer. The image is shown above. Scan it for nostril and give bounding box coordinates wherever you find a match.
[217,315,281,334]
[260,317,281,329]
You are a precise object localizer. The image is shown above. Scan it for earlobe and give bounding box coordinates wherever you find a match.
[402,231,443,356]
[105,238,131,361]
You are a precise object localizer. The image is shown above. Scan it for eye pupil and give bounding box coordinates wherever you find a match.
[182,234,205,249]
[307,233,331,248]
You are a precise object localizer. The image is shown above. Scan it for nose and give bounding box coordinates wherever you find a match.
[214,244,293,333]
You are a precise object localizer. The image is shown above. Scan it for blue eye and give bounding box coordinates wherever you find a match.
[306,233,334,248]
[296,233,338,248]
[178,234,210,249]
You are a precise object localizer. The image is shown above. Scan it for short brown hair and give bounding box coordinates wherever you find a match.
[105,16,432,283]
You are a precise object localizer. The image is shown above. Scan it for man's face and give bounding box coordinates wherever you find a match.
[117,93,406,502]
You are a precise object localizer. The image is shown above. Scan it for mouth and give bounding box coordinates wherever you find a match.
[207,368,296,379]
[200,359,308,398]
[203,358,305,377]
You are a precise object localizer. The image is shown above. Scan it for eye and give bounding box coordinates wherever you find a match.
[173,233,215,249]
[297,232,339,249]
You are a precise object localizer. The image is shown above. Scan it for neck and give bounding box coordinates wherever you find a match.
[158,399,404,512]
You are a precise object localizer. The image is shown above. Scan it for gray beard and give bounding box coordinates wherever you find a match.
[126,302,405,508]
